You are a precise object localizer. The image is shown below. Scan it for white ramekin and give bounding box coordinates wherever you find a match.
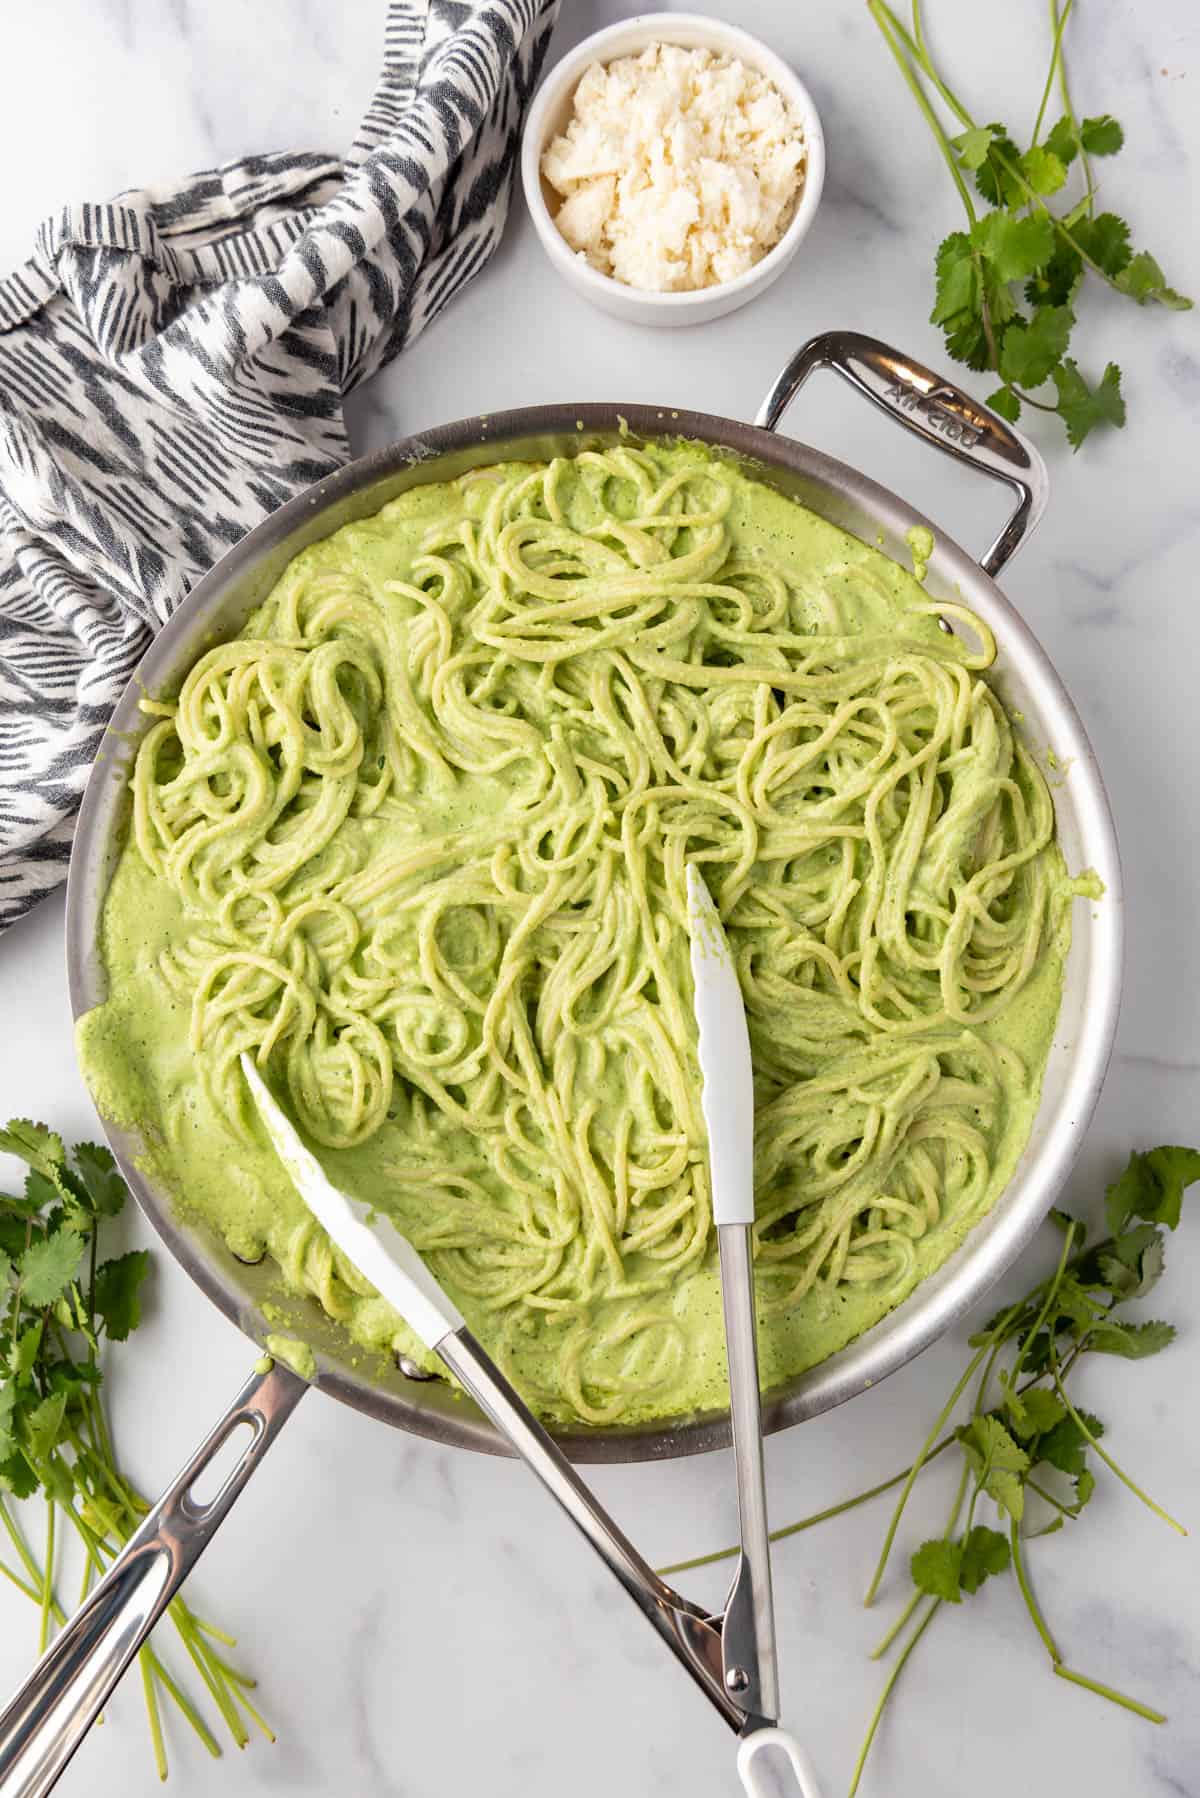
[520,12,827,328]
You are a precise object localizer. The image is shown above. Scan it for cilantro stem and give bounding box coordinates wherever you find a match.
[1014,1520,1166,1721]
[868,2,977,223]
[870,1586,922,1660]
[864,1310,1019,1607]
[1049,0,1093,215]
[87,1223,98,1332]
[1009,386,1060,413]
[1054,1334,1090,1385]
[656,1448,954,1576]
[1,1128,270,1778]
[214,1669,274,1743]
[0,1494,49,1599]
[1030,0,1075,147]
[142,1643,223,1759]
[848,1598,941,1798]
[140,1649,168,1782]
[1009,1220,1077,1389]
[658,1427,972,1578]
[38,1497,55,1654]
[907,1,973,128]
[1053,1664,1166,1724]
[179,1630,250,1749]
[1009,1517,1062,1662]
[1049,1361,1187,1536]
[0,1497,66,1630]
[0,1557,43,1606]
[1025,1476,1074,1517]
[873,1458,970,1660]
[192,1615,239,1647]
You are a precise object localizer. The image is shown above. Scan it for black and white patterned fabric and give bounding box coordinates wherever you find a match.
[0,0,557,932]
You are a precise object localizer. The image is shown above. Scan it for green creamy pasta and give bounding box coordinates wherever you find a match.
[78,443,1072,1426]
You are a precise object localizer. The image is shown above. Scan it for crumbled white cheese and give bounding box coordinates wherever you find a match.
[541,42,807,294]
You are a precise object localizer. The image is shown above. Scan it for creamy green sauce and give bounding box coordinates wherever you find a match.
[77,446,1072,1424]
[264,1336,315,1382]
[905,525,935,582]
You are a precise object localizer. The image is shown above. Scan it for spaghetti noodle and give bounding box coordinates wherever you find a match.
[110,442,1065,1423]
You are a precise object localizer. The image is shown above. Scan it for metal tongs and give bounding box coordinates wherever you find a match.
[685,866,819,1794]
[235,862,819,1796]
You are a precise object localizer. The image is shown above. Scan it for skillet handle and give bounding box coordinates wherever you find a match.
[755,331,1048,578]
[0,1360,306,1798]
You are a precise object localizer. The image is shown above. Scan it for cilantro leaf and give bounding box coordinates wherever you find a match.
[1048,1274,1101,1334]
[911,1537,963,1602]
[0,1217,27,1261]
[952,126,997,171]
[1087,1319,1176,1360]
[985,273,1017,329]
[23,1170,63,1215]
[1115,252,1193,310]
[959,1525,1011,1594]
[1073,212,1132,278]
[999,305,1073,388]
[71,1144,128,1219]
[94,1251,151,1343]
[44,1359,101,1396]
[1044,116,1079,167]
[1025,242,1083,309]
[974,126,1025,206]
[21,1391,68,1464]
[987,386,1021,422]
[1038,1409,1104,1477]
[944,313,992,372]
[0,1117,265,1762]
[40,1456,75,1508]
[1052,359,1126,449]
[0,1121,66,1181]
[1105,1153,1153,1234]
[0,1382,15,1461]
[972,211,1055,283]
[1021,146,1067,196]
[959,1416,1031,1519]
[1074,1467,1096,1512]
[931,232,977,325]
[1080,1223,1165,1302]
[1018,1330,1054,1375]
[11,1321,42,1384]
[1080,114,1125,156]
[1008,1387,1066,1440]
[0,1450,38,1501]
[1106,1146,1200,1233]
[19,1231,84,1308]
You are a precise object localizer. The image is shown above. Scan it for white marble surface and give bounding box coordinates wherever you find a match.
[2,3,1199,1795]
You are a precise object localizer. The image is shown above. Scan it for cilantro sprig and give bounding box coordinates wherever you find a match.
[869,1,1191,448]
[0,1121,270,1779]
[660,1144,1199,1794]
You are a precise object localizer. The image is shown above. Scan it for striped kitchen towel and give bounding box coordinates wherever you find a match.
[0,0,557,932]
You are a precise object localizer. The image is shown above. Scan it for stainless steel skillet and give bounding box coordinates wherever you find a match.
[0,333,1122,1790]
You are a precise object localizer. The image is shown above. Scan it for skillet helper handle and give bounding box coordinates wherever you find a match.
[0,1361,306,1798]
[755,330,1048,578]
[737,1725,824,1798]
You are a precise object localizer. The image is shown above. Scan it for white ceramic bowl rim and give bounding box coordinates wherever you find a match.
[520,11,827,310]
